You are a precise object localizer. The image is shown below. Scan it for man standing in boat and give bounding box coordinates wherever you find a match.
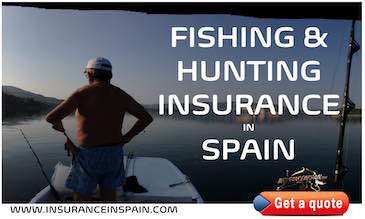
[46,57,153,202]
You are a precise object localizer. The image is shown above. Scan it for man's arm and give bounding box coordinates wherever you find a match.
[122,97,153,145]
[46,91,79,132]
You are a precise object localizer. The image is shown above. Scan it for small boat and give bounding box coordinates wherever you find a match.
[30,156,203,203]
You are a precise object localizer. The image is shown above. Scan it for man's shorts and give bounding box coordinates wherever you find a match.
[65,144,125,195]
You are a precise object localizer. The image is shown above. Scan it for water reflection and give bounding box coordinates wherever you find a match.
[2,113,361,203]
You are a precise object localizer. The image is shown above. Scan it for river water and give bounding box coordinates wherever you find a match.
[2,114,361,203]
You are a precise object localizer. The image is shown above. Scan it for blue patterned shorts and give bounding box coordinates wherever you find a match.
[65,144,125,195]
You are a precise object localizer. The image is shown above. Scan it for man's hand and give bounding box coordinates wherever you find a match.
[64,137,76,156]
[122,97,153,146]
[51,120,65,132]
[121,135,133,145]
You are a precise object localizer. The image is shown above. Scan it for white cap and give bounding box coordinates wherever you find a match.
[86,57,112,71]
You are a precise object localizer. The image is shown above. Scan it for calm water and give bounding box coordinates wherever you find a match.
[2,115,361,203]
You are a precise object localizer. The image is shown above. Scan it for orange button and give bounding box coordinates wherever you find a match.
[253,191,349,215]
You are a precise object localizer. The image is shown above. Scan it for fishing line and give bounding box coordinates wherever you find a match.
[19,128,61,201]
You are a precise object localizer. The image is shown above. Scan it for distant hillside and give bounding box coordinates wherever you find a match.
[2,85,62,104]
[2,93,59,118]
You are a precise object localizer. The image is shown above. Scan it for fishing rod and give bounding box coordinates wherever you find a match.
[19,128,61,201]
[334,19,360,189]
[62,131,75,157]
[62,131,92,178]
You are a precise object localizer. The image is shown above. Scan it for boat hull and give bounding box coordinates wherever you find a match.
[30,156,203,203]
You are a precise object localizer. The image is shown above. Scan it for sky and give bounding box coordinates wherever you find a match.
[2,6,362,106]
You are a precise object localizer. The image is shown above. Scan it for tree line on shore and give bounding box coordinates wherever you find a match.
[2,93,58,119]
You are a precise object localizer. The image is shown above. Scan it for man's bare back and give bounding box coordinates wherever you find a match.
[75,83,133,147]
[47,82,152,147]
